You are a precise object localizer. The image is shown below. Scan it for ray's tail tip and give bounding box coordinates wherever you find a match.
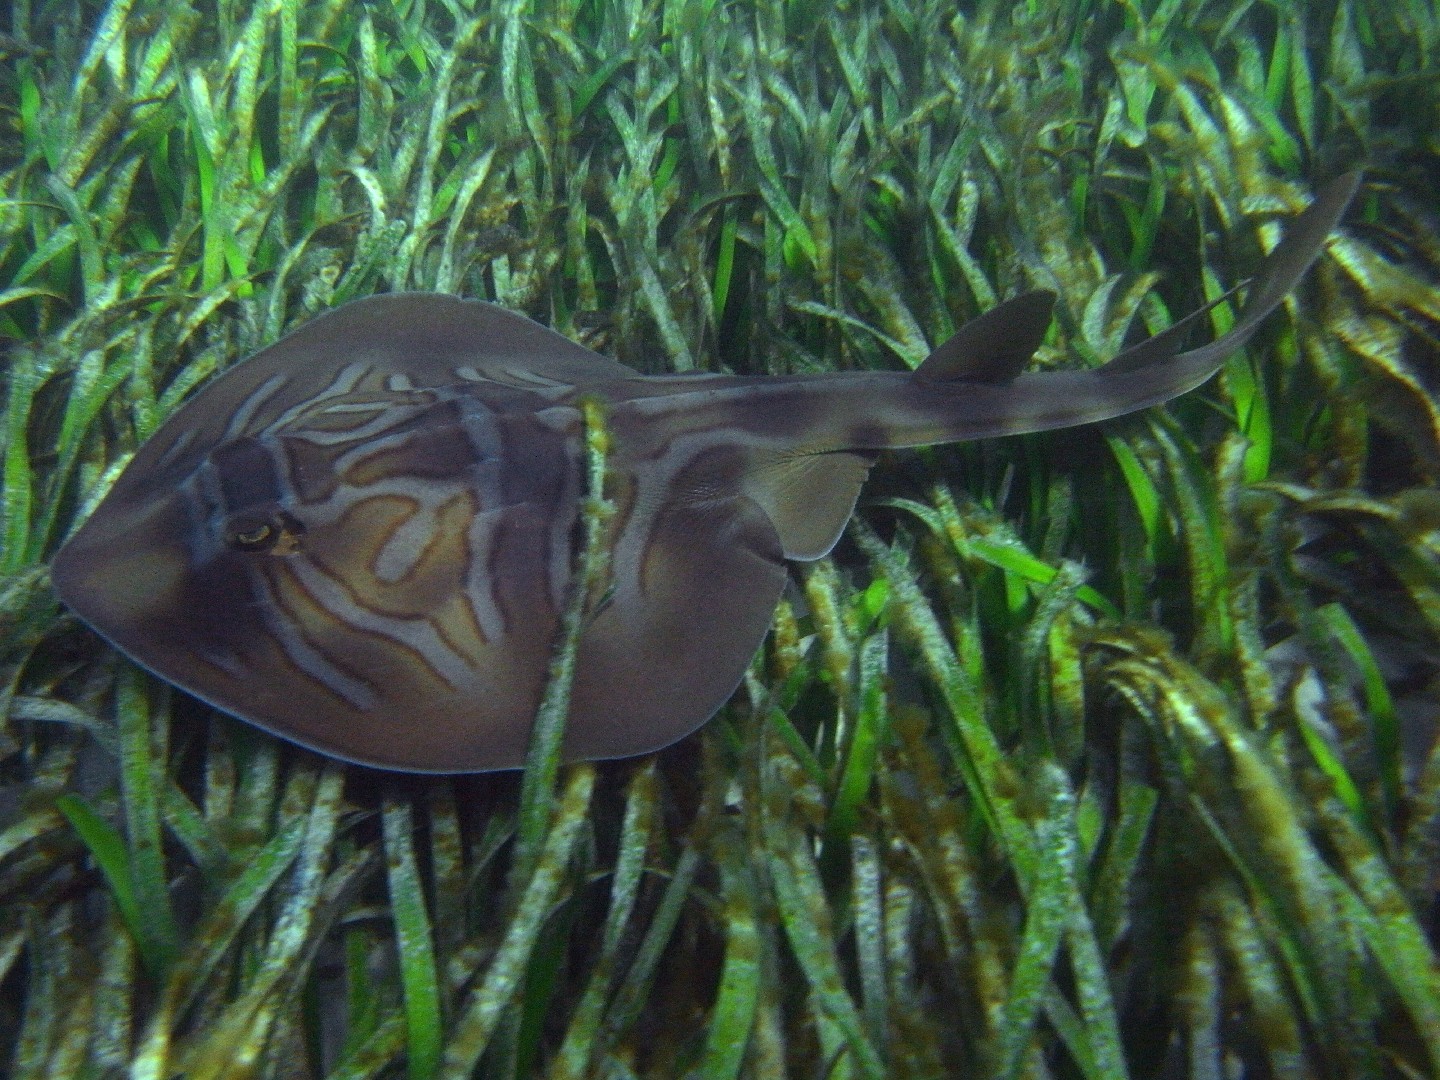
[1312,169,1363,222]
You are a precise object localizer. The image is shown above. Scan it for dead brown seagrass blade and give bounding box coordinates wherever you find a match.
[52,173,1359,771]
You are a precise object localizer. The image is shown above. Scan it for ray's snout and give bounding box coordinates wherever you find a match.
[52,469,294,719]
[51,483,192,633]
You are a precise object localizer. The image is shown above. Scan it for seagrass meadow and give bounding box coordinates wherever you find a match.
[2,0,1439,1076]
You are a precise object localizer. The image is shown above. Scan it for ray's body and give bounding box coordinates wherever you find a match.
[52,175,1358,771]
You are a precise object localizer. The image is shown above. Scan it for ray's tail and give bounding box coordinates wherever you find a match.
[893,171,1362,443]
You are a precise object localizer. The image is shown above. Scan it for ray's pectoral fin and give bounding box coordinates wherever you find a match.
[567,468,788,762]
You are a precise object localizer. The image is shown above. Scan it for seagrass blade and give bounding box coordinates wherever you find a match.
[51,174,1358,772]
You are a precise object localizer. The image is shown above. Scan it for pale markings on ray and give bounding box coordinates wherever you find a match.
[282,556,474,692]
[268,363,376,429]
[224,373,292,438]
[50,175,1360,772]
[281,405,511,644]
[257,571,380,711]
[465,510,515,643]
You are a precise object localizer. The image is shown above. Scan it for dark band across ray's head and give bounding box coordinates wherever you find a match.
[51,174,1359,772]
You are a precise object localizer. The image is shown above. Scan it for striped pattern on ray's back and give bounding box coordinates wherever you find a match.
[51,174,1358,771]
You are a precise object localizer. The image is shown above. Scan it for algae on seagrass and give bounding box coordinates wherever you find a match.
[2,0,1439,1077]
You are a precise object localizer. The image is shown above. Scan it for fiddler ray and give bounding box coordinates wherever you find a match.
[52,174,1359,771]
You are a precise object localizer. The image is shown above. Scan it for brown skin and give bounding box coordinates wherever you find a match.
[52,174,1359,772]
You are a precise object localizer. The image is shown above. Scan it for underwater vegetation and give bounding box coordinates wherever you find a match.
[1,0,1439,1077]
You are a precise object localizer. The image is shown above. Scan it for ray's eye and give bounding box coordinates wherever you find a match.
[224,509,305,554]
[229,522,274,550]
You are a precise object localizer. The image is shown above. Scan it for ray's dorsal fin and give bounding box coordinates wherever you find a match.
[1091,286,1242,376]
[916,290,1056,383]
